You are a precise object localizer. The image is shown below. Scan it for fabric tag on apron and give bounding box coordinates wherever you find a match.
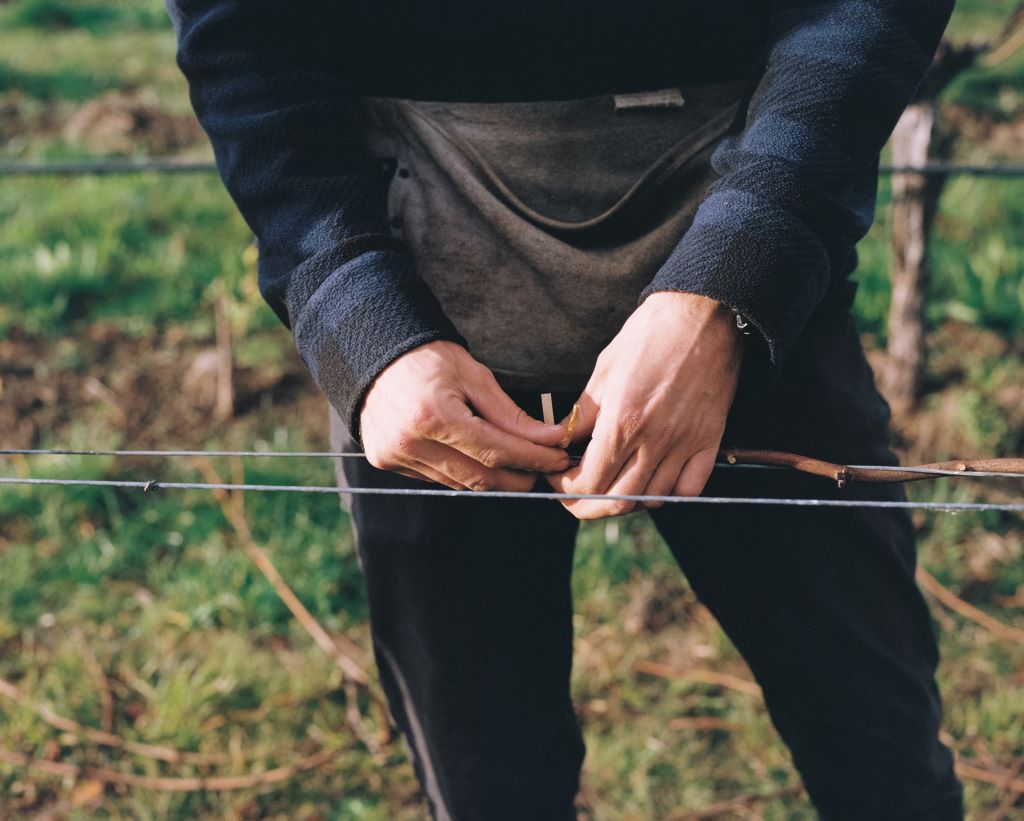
[612,88,685,111]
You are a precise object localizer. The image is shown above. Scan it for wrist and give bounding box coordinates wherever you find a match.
[642,291,745,343]
[638,292,746,379]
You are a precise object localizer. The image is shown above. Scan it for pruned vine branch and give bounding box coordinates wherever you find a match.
[191,456,371,686]
[917,567,1024,645]
[0,678,234,765]
[720,448,1024,486]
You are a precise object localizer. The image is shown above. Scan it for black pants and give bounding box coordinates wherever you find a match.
[330,308,964,820]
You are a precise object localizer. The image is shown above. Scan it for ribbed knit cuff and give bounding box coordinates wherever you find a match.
[292,249,466,443]
[640,186,834,378]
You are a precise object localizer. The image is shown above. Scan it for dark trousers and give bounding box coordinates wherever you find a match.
[330,307,964,820]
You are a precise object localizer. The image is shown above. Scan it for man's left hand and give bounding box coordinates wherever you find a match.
[546,292,744,519]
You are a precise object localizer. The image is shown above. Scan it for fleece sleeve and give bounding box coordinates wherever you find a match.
[166,0,465,440]
[640,0,954,374]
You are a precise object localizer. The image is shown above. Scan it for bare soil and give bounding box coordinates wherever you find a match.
[1,324,326,450]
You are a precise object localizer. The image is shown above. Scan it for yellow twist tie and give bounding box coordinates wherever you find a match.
[560,403,580,450]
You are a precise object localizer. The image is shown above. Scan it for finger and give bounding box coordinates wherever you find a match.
[557,407,632,502]
[640,447,692,510]
[370,446,468,490]
[556,448,659,520]
[411,439,539,493]
[433,400,570,473]
[673,446,718,497]
[464,372,568,447]
[400,461,467,491]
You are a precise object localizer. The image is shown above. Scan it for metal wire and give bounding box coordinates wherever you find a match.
[0,448,366,459]
[3,159,1024,178]
[0,159,219,176]
[0,447,777,474]
[882,163,1024,177]
[4,448,1024,480]
[2,475,1023,513]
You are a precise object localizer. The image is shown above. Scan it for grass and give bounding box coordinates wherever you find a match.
[0,27,183,108]
[1,0,1023,817]
[853,175,1024,340]
[0,0,169,32]
[0,175,260,340]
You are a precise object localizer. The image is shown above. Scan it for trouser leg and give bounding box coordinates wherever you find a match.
[649,310,962,820]
[330,395,584,821]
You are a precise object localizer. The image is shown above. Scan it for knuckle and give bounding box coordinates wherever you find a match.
[675,478,703,497]
[567,477,592,495]
[566,505,591,521]
[615,410,645,446]
[363,442,390,470]
[381,432,410,457]
[409,403,442,436]
[544,452,571,473]
[475,448,501,469]
[511,405,530,430]
[608,501,635,517]
[375,455,401,472]
[465,474,494,493]
[507,472,538,493]
[471,361,497,382]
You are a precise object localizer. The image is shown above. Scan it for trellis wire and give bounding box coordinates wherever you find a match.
[2,476,1023,513]
[2,159,1024,177]
[4,448,1024,480]
[1,448,367,459]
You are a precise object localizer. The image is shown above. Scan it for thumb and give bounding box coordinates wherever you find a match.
[465,373,568,447]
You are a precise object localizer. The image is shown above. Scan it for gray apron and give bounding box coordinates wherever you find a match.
[356,79,749,395]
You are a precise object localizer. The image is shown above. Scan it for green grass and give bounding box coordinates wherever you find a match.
[853,176,1024,340]
[942,0,1024,116]
[0,28,184,107]
[0,0,170,33]
[0,175,263,340]
[946,51,1024,120]
[946,0,1019,40]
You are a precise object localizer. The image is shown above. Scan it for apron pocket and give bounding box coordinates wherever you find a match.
[400,83,745,242]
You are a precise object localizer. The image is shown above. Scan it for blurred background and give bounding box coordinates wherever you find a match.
[1,1,1023,818]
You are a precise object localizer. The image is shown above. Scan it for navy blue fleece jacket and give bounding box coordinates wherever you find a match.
[167,0,953,439]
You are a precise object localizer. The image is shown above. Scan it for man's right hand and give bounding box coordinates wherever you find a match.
[359,341,570,492]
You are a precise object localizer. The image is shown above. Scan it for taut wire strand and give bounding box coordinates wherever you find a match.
[2,476,1024,513]
[4,158,1024,177]
[0,448,366,459]
[5,447,1024,481]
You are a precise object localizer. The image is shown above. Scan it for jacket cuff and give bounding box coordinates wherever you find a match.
[639,186,833,378]
[292,249,466,443]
